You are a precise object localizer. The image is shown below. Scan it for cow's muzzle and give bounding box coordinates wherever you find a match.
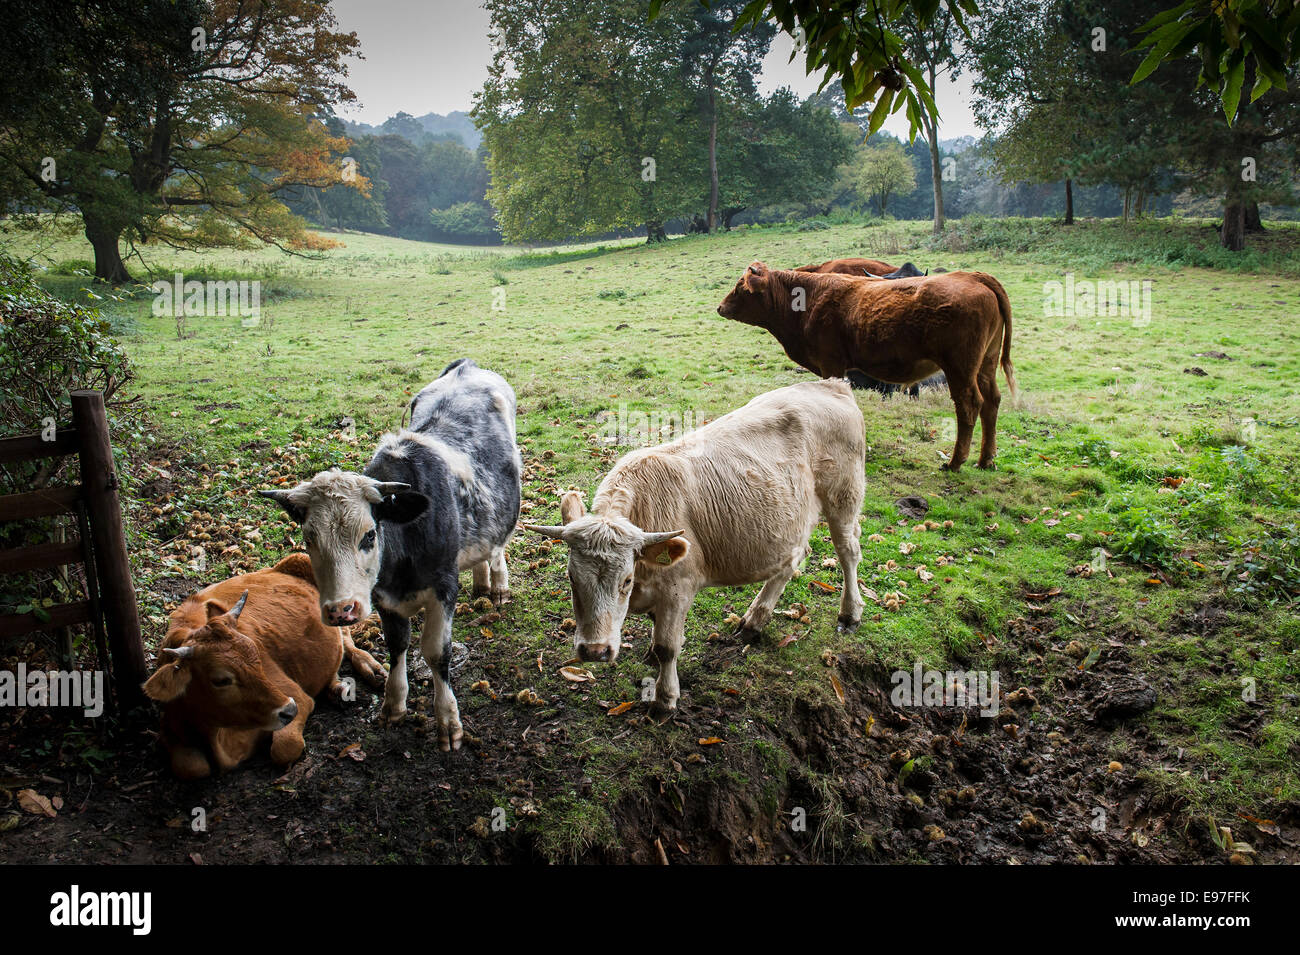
[323,598,363,627]
[577,643,616,663]
[276,698,298,728]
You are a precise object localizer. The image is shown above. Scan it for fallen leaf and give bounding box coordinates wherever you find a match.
[830,673,846,704]
[777,633,800,648]
[559,665,596,683]
[698,737,724,746]
[16,790,55,818]
[607,701,635,715]
[337,742,366,761]
[810,580,837,593]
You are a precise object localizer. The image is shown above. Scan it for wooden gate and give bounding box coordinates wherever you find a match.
[0,390,145,710]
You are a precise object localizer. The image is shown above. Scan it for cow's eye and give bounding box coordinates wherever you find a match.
[620,574,634,594]
[211,675,234,688]
[359,529,377,552]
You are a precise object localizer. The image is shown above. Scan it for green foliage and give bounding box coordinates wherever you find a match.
[428,201,499,242]
[0,254,132,446]
[856,141,919,216]
[1110,500,1183,570]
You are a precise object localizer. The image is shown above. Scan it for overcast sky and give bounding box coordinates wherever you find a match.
[331,0,982,140]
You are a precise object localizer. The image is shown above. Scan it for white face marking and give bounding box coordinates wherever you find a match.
[286,472,385,622]
[561,517,644,659]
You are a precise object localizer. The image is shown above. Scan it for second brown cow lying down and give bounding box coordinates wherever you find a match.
[718,262,1018,470]
[143,553,385,779]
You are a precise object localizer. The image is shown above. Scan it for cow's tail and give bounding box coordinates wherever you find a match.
[981,274,1018,403]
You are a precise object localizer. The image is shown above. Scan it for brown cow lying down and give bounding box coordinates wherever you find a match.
[718,262,1018,470]
[144,554,386,779]
[796,256,896,276]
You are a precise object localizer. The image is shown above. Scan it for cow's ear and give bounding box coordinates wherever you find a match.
[560,491,587,524]
[743,262,767,291]
[204,599,229,621]
[638,536,690,568]
[373,490,428,524]
[143,651,194,703]
[258,488,307,525]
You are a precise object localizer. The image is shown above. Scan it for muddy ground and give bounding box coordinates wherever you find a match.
[4,609,1297,865]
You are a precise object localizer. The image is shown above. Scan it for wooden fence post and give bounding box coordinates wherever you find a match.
[70,390,146,705]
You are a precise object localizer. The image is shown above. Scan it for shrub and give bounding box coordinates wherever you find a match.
[0,254,134,461]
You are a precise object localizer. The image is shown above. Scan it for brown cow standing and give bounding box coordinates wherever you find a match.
[718,262,1018,470]
[144,553,385,779]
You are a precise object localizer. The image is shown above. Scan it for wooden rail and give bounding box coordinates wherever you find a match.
[0,391,144,710]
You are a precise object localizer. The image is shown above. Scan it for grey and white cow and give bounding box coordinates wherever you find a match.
[260,358,521,750]
[525,378,865,719]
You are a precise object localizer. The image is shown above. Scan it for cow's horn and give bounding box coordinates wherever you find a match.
[162,646,194,661]
[523,523,568,540]
[372,481,412,496]
[642,529,685,545]
[228,590,248,621]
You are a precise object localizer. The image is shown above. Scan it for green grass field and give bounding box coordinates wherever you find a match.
[8,214,1300,861]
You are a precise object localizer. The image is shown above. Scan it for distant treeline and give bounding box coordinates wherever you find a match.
[281,112,498,244]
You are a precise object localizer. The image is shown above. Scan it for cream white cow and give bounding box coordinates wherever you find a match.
[527,378,865,718]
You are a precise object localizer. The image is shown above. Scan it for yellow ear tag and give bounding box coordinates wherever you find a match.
[656,550,672,565]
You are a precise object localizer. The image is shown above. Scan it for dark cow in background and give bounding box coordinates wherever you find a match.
[718,263,1018,470]
[875,262,927,279]
[261,358,522,750]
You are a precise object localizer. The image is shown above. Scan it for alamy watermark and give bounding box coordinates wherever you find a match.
[890,660,1000,717]
[1043,273,1152,327]
[152,272,261,326]
[597,403,703,448]
[0,665,105,717]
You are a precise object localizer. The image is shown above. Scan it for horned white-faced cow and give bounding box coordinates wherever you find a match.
[260,358,522,751]
[526,379,865,719]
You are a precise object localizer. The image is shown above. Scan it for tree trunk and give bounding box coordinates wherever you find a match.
[84,216,130,284]
[927,130,945,234]
[1221,198,1246,251]
[1245,200,1264,233]
[1064,178,1074,225]
[721,206,744,230]
[645,221,667,243]
[706,69,719,234]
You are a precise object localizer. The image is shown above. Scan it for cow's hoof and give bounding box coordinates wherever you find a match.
[976,460,996,471]
[647,700,677,723]
[380,702,407,725]
[836,616,861,633]
[438,721,463,752]
[350,651,388,688]
[490,589,509,608]
[734,625,764,644]
[940,461,963,472]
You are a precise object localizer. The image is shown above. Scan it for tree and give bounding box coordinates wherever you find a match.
[476,0,696,243]
[0,0,366,282]
[712,88,852,227]
[969,0,1300,248]
[679,0,774,231]
[898,5,961,232]
[655,0,1300,143]
[857,142,917,215]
